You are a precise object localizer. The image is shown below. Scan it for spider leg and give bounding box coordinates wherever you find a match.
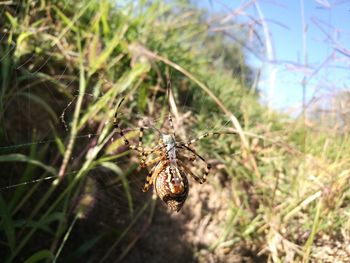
[168,112,175,136]
[113,98,130,145]
[114,120,147,159]
[182,132,222,147]
[184,154,196,162]
[113,98,157,167]
[137,125,147,167]
[113,98,145,150]
[177,159,206,184]
[143,160,168,192]
[166,81,176,137]
[177,144,211,183]
[143,155,164,167]
[140,142,166,167]
[142,164,157,192]
[177,151,196,162]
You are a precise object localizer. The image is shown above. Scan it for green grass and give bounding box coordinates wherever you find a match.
[0,0,350,262]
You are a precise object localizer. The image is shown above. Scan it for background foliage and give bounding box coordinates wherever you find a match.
[1,0,350,262]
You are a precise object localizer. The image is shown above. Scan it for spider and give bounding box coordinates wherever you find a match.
[113,98,222,212]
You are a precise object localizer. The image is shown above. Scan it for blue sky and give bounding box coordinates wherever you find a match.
[197,0,350,112]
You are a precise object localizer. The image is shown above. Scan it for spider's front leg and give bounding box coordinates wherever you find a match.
[139,142,163,168]
[113,98,147,157]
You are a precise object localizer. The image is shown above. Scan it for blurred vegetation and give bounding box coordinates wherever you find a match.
[0,0,350,262]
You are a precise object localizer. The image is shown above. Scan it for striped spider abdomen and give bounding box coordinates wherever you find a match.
[154,165,189,212]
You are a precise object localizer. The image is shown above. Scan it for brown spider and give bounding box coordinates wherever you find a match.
[113,98,221,212]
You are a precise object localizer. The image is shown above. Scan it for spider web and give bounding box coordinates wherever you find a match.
[0,0,242,215]
[0,31,236,212]
[0,90,232,193]
[0,3,242,262]
[0,65,235,218]
[0,81,235,261]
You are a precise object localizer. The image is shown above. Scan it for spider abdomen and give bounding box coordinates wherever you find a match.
[154,165,189,212]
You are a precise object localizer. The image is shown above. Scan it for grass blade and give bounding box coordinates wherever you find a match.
[0,154,56,175]
[24,250,53,263]
[100,161,133,216]
[0,195,15,252]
